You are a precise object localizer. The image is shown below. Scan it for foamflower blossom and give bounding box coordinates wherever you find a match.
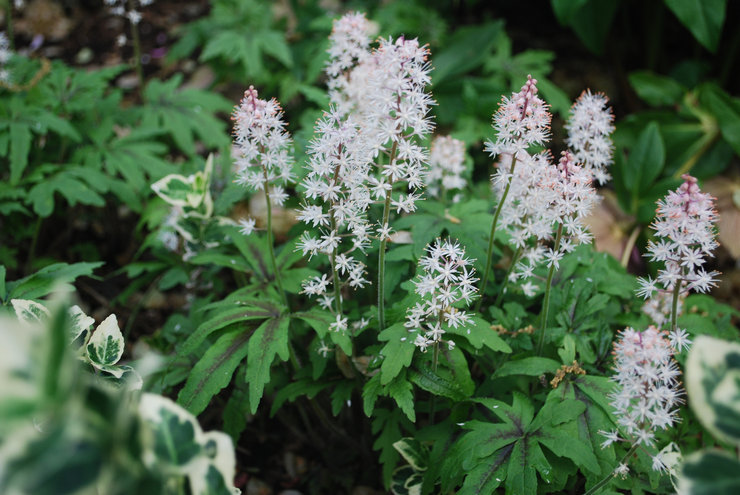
[232,86,295,234]
[565,90,614,185]
[404,239,478,351]
[326,12,374,115]
[426,135,467,200]
[637,175,720,299]
[600,326,686,470]
[484,75,551,158]
[505,151,598,290]
[0,32,12,84]
[297,109,372,308]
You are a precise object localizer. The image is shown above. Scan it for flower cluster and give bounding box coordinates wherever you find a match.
[361,36,435,232]
[601,326,687,471]
[637,175,720,300]
[425,135,467,201]
[297,109,372,308]
[104,0,154,27]
[565,90,614,185]
[0,32,11,84]
[404,239,478,351]
[486,77,608,297]
[326,12,374,115]
[502,151,598,296]
[484,75,551,159]
[232,85,295,231]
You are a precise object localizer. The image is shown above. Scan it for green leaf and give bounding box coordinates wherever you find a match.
[664,0,726,52]
[7,262,103,300]
[270,379,331,416]
[494,357,560,378]
[536,427,600,475]
[432,22,504,85]
[623,121,665,196]
[379,322,416,385]
[408,365,469,402]
[9,123,31,185]
[679,450,740,494]
[449,317,512,354]
[686,335,740,445]
[294,309,352,355]
[178,300,280,357]
[551,0,619,54]
[246,316,290,413]
[177,327,251,415]
[629,71,686,106]
[700,84,740,155]
[27,171,106,217]
[386,378,416,422]
[505,439,538,494]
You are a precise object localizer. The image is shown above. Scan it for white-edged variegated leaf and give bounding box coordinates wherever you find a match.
[11,299,50,325]
[679,449,740,495]
[686,335,740,446]
[390,465,423,495]
[138,393,238,494]
[189,431,238,495]
[393,438,428,472]
[68,305,94,341]
[86,314,124,368]
[139,393,203,470]
[151,155,214,218]
[152,174,202,209]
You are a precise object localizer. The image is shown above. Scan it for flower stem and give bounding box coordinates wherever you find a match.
[476,154,518,312]
[377,140,399,332]
[669,270,684,333]
[620,225,641,268]
[494,246,523,307]
[537,222,563,355]
[583,443,639,495]
[263,170,288,309]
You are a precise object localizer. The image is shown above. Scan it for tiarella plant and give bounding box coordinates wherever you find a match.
[1,3,737,494]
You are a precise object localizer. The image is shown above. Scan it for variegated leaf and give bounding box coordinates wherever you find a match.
[393,438,428,472]
[68,305,95,342]
[686,335,740,446]
[679,450,740,495]
[86,314,124,368]
[11,298,50,325]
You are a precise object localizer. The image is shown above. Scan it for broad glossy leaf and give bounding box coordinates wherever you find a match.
[623,121,665,195]
[665,0,726,52]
